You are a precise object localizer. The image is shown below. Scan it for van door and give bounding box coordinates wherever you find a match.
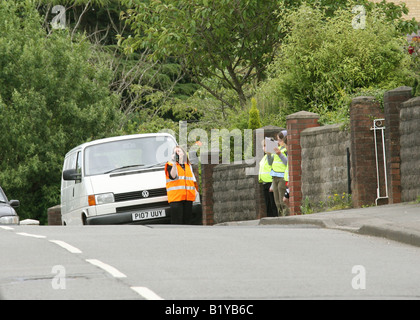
[63,151,86,225]
[72,151,88,225]
[61,151,77,224]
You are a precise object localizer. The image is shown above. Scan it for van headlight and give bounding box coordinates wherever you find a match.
[0,216,19,225]
[88,193,114,206]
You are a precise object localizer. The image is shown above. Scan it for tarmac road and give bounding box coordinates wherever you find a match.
[1,210,420,300]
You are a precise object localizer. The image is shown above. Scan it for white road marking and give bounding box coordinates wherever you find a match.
[6,228,163,299]
[131,287,164,300]
[16,232,46,239]
[86,259,127,278]
[49,240,82,254]
[0,226,14,230]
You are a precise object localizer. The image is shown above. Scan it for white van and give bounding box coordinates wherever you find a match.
[60,133,201,225]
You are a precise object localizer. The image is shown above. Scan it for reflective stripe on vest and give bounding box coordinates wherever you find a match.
[271,147,287,173]
[259,155,272,183]
[165,162,196,203]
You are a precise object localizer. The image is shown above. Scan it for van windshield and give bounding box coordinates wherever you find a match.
[84,136,176,176]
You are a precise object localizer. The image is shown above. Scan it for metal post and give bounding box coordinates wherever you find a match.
[370,119,388,205]
[346,147,352,195]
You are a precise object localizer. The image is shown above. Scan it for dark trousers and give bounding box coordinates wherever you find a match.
[170,200,193,224]
[263,182,278,217]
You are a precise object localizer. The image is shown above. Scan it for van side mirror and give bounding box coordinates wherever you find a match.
[9,200,20,208]
[63,169,82,181]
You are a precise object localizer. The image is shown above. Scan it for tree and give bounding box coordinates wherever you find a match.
[263,4,415,123]
[0,0,121,223]
[119,0,290,107]
[248,98,261,130]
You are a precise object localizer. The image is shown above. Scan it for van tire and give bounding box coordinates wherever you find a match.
[82,214,87,225]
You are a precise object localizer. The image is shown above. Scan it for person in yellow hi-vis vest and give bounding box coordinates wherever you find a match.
[165,146,197,224]
[268,131,289,216]
[259,139,278,217]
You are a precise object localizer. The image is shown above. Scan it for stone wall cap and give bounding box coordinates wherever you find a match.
[213,161,256,170]
[386,86,412,93]
[256,125,284,130]
[286,111,320,120]
[351,96,376,104]
[301,123,348,136]
[401,96,420,108]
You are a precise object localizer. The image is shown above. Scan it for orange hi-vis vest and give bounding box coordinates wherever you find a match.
[165,161,197,203]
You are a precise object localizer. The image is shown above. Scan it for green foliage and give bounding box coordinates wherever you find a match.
[413,79,420,97]
[0,0,121,223]
[301,193,352,214]
[409,36,420,97]
[1,0,419,224]
[264,4,414,124]
[119,0,288,106]
[36,0,112,6]
[248,98,261,130]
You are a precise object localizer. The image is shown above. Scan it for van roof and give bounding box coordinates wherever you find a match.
[65,133,176,156]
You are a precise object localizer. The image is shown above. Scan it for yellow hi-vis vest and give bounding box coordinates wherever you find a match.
[271,146,287,173]
[259,154,273,183]
[284,163,289,182]
[165,162,196,203]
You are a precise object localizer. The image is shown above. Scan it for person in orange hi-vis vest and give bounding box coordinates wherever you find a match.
[165,146,197,224]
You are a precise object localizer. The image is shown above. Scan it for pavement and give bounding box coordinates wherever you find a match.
[219,202,420,248]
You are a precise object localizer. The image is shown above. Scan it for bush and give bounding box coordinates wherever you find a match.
[248,98,262,130]
[264,4,414,124]
[0,1,121,223]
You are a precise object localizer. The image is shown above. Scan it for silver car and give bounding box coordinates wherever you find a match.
[0,187,19,225]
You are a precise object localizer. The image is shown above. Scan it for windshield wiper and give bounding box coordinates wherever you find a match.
[143,161,167,169]
[105,164,144,174]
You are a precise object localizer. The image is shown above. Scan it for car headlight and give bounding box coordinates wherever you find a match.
[0,216,19,225]
[88,193,114,206]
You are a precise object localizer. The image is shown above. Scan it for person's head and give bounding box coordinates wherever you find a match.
[283,135,287,147]
[173,146,189,164]
[276,132,284,146]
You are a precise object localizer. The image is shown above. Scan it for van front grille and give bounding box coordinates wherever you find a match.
[114,188,167,202]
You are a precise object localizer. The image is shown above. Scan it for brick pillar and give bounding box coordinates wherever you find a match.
[286,111,320,215]
[384,86,412,204]
[200,151,218,225]
[47,205,62,225]
[350,96,385,208]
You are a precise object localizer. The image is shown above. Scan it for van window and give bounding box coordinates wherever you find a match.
[64,152,77,171]
[84,136,176,176]
[75,151,82,183]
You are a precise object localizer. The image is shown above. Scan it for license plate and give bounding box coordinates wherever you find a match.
[132,209,166,221]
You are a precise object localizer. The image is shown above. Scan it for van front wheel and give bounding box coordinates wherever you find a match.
[82,214,88,225]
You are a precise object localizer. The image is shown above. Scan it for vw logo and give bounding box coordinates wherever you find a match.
[142,190,150,198]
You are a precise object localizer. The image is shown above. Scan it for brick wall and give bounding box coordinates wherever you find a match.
[200,151,218,225]
[301,124,351,206]
[212,163,264,224]
[199,88,420,223]
[47,205,62,225]
[350,96,385,207]
[400,96,420,202]
[200,127,282,225]
[384,86,413,204]
[286,111,320,215]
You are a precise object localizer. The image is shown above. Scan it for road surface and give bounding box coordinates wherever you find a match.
[1,224,420,300]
